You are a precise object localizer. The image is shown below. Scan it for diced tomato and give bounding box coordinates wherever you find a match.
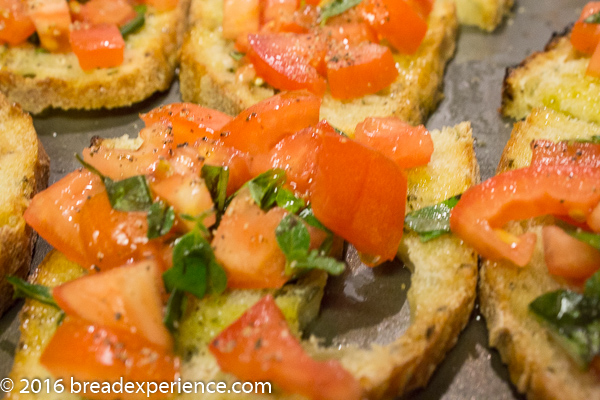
[0,0,36,45]
[79,0,136,26]
[82,125,174,180]
[70,24,125,71]
[143,0,178,12]
[407,0,433,18]
[326,42,398,99]
[196,141,252,195]
[223,0,259,40]
[210,295,362,400]
[274,4,318,33]
[250,121,336,197]
[156,146,204,177]
[141,103,233,146]
[219,90,321,155]
[571,2,600,54]
[27,0,71,52]
[316,22,377,46]
[358,0,427,55]
[24,169,104,267]
[542,225,600,280]
[41,317,178,400]
[531,139,600,168]
[588,40,600,77]
[261,0,298,25]
[212,189,288,289]
[590,202,600,232]
[311,135,407,264]
[354,117,433,169]
[151,173,215,230]
[449,165,600,267]
[78,191,161,271]
[53,260,172,349]
[246,32,327,96]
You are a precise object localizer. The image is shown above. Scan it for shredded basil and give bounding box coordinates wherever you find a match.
[320,0,363,25]
[530,270,600,367]
[585,11,600,24]
[76,154,153,212]
[6,276,59,308]
[298,206,328,231]
[120,5,146,37]
[404,195,461,242]
[246,169,287,211]
[276,214,345,276]
[230,50,245,61]
[163,288,186,332]
[147,201,175,239]
[275,188,306,214]
[201,165,230,223]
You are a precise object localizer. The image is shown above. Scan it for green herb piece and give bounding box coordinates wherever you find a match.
[202,165,230,221]
[163,288,186,332]
[247,169,286,211]
[6,276,59,308]
[298,206,328,231]
[585,11,600,24]
[529,270,600,367]
[571,136,600,144]
[120,5,146,37]
[230,50,245,61]
[276,214,344,276]
[275,188,305,214]
[180,211,212,237]
[76,154,153,212]
[404,195,461,242]
[147,201,175,239]
[320,0,363,25]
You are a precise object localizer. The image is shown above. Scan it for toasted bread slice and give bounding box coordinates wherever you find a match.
[480,108,600,400]
[502,29,600,124]
[0,1,190,114]
[455,0,513,31]
[8,122,478,399]
[180,0,457,133]
[0,94,49,316]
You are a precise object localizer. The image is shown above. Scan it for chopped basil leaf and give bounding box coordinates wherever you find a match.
[163,229,227,299]
[320,0,363,24]
[230,50,245,61]
[585,11,600,24]
[201,164,230,223]
[247,169,286,211]
[6,276,59,308]
[147,201,175,239]
[76,154,153,212]
[276,214,345,276]
[298,206,329,231]
[275,188,305,214]
[529,270,600,367]
[404,195,461,242]
[163,288,186,332]
[120,5,146,37]
[180,211,211,236]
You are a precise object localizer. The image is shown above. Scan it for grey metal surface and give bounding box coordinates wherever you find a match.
[0,1,589,398]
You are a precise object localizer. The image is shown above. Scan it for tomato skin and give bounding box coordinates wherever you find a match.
[41,317,179,400]
[531,139,600,168]
[358,0,427,55]
[79,0,136,26]
[542,225,600,280]
[407,0,433,17]
[219,90,321,155]
[326,42,398,99]
[0,0,36,45]
[70,24,125,71]
[450,165,600,267]
[354,117,433,169]
[223,0,259,40]
[24,169,104,267]
[311,135,407,263]
[571,2,600,54]
[28,0,72,52]
[78,191,161,272]
[140,103,233,146]
[83,125,174,180]
[53,260,172,349]
[316,22,377,46]
[210,295,361,400]
[246,33,327,96]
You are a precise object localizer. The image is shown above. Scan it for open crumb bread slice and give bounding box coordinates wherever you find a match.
[0,0,190,114]
[0,93,49,316]
[502,28,600,124]
[480,107,600,400]
[180,0,457,133]
[455,0,513,31]
[8,121,478,399]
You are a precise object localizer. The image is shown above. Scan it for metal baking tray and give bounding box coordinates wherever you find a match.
[0,0,588,398]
